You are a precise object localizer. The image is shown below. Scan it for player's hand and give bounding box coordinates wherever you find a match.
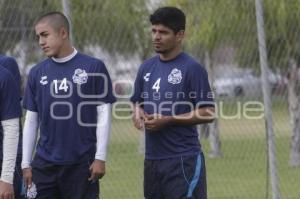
[132,106,145,130]
[88,159,105,182]
[144,114,172,131]
[22,168,33,189]
[0,181,14,199]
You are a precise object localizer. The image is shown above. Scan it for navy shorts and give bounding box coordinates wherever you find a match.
[31,156,99,199]
[144,153,207,199]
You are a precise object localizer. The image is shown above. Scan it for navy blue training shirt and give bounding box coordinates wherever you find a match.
[0,55,22,157]
[0,55,21,97]
[23,53,116,165]
[131,52,214,160]
[0,67,22,153]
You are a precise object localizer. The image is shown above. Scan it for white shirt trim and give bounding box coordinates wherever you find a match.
[51,48,78,63]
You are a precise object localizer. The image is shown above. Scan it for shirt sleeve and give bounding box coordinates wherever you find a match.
[93,61,116,104]
[22,70,38,112]
[0,74,21,120]
[130,65,144,103]
[188,64,215,108]
[2,57,21,89]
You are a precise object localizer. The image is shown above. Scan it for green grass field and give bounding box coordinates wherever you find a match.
[101,99,300,199]
[102,137,300,199]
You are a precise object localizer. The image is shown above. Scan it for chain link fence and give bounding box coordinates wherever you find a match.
[1,0,299,198]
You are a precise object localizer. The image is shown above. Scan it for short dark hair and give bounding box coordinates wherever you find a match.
[35,11,70,35]
[149,7,185,33]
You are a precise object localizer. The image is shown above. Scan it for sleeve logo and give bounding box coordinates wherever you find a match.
[168,68,182,84]
[143,73,151,82]
[72,68,88,84]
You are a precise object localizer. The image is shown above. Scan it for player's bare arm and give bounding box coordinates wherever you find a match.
[132,104,146,130]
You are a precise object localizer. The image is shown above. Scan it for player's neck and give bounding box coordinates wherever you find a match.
[159,47,182,61]
[53,43,74,59]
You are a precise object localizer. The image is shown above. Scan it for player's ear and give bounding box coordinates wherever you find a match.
[176,30,185,42]
[60,27,68,39]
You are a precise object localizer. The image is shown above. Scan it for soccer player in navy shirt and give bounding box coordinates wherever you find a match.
[0,55,24,199]
[22,12,115,199]
[0,66,21,199]
[131,7,215,199]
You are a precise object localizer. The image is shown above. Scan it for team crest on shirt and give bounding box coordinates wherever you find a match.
[72,68,88,84]
[168,68,182,84]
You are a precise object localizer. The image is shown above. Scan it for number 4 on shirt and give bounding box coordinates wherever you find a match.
[152,78,161,92]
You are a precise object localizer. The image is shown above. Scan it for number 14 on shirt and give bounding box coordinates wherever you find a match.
[53,78,69,93]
